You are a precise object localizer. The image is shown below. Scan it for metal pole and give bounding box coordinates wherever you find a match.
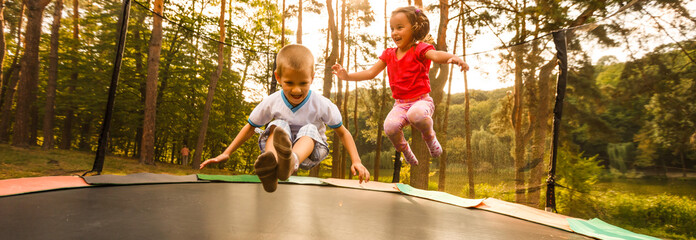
[84,0,132,176]
[546,30,568,212]
[392,151,402,183]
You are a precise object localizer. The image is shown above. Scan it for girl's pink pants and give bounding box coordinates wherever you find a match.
[383,94,436,152]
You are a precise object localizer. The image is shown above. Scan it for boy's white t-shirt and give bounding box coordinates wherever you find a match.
[247,90,343,144]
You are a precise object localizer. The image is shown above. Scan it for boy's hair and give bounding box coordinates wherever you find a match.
[275,44,315,77]
[392,6,430,42]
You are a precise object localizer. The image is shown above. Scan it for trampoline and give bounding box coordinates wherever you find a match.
[0,182,590,240]
[1,173,660,240]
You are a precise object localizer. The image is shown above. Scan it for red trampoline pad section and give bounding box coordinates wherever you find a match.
[0,176,90,197]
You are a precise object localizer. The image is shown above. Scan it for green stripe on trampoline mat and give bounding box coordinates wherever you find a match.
[285,176,326,185]
[396,183,484,208]
[567,218,660,240]
[196,174,325,185]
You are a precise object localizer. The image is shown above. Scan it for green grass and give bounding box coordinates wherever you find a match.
[0,143,232,180]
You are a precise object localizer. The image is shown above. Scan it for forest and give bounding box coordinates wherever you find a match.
[0,0,695,238]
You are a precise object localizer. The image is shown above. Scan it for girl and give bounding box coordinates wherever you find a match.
[332,6,469,165]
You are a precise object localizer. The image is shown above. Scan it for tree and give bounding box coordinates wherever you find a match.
[192,0,227,168]
[60,0,79,150]
[372,0,388,182]
[324,0,339,177]
[0,0,6,95]
[296,0,302,44]
[287,0,323,45]
[140,0,165,164]
[43,0,64,150]
[645,76,695,178]
[13,0,52,147]
[439,3,463,192]
[0,3,24,143]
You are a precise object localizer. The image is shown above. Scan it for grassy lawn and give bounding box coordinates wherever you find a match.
[0,144,233,180]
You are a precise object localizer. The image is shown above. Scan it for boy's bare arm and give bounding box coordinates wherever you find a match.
[200,123,256,169]
[424,50,470,71]
[334,125,370,183]
[332,60,387,81]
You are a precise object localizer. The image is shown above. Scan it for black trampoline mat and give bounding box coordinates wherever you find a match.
[0,183,590,240]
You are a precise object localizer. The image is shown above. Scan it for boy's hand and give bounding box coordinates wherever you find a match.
[199,154,229,169]
[331,64,349,80]
[447,56,470,71]
[351,163,370,184]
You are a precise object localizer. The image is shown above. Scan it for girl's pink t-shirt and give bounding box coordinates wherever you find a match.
[379,42,435,100]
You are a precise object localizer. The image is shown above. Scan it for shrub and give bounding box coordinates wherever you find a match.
[596,192,696,238]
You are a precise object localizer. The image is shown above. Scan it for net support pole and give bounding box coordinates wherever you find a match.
[392,151,402,183]
[546,30,568,212]
[84,0,132,176]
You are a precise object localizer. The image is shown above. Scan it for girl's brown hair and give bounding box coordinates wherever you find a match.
[392,6,430,42]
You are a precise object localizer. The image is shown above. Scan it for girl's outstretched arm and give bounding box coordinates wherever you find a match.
[424,50,470,71]
[332,60,387,81]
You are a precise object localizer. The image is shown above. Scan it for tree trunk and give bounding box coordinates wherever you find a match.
[0,1,23,111]
[130,4,147,158]
[428,0,450,109]
[281,0,285,46]
[439,9,462,192]
[334,73,343,178]
[353,50,358,161]
[30,101,38,145]
[140,0,164,165]
[134,128,142,158]
[341,51,349,179]
[513,44,526,203]
[339,0,345,64]
[43,0,63,150]
[337,0,348,179]
[0,6,23,142]
[296,0,302,44]
[157,26,184,108]
[78,115,92,151]
[680,150,687,178]
[464,67,474,198]
[373,0,388,181]
[13,0,52,148]
[61,0,79,150]
[0,0,6,97]
[324,0,339,178]
[192,0,226,168]
[0,63,19,143]
[410,128,429,188]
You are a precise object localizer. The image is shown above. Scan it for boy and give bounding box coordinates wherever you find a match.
[200,44,370,192]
